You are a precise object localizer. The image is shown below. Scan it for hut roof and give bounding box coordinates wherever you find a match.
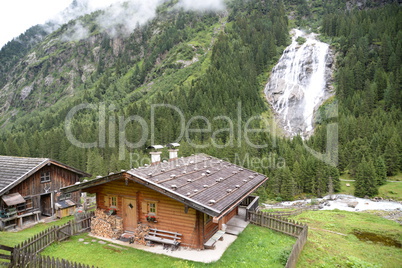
[0,155,90,195]
[62,154,268,217]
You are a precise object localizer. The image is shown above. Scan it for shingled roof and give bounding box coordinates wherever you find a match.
[62,154,268,217]
[0,155,90,195]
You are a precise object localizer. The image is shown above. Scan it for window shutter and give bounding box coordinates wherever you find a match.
[141,202,147,213]
[104,195,109,207]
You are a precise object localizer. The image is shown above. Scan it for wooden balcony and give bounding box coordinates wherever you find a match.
[0,206,41,231]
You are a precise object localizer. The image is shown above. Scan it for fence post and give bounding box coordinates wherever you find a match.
[70,220,74,236]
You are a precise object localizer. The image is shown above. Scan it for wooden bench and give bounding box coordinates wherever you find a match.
[145,228,182,247]
[204,230,225,249]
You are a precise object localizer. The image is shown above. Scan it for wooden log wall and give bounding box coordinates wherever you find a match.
[204,218,218,243]
[86,176,203,248]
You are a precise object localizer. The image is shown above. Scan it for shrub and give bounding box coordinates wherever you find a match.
[278,247,292,265]
[296,36,306,45]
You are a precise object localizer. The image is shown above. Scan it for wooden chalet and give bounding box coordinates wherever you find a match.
[0,156,90,230]
[62,153,268,249]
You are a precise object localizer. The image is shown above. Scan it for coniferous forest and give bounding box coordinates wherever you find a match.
[0,0,400,200]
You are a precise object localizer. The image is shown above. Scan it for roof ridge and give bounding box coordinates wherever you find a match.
[0,155,49,160]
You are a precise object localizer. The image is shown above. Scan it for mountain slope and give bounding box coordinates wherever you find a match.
[0,0,400,200]
[0,0,288,172]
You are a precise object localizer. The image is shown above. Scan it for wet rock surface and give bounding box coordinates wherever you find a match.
[263,194,402,223]
[265,29,335,138]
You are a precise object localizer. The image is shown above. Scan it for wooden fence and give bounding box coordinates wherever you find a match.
[249,211,308,268]
[10,211,94,268]
[11,254,96,268]
[0,244,13,266]
[249,211,305,237]
[285,225,308,268]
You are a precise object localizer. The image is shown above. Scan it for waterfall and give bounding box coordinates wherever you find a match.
[264,29,334,138]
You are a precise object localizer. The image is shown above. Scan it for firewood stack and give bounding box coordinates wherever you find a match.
[133,224,150,245]
[91,209,123,239]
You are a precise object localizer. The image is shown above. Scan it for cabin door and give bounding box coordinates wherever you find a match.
[40,193,52,216]
[123,198,137,232]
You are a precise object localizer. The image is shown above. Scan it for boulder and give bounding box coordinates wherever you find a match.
[347,201,358,208]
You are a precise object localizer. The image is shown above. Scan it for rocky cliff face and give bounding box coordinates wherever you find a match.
[0,5,222,122]
[264,29,335,137]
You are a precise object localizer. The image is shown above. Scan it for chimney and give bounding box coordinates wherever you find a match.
[166,143,180,161]
[168,149,178,161]
[150,151,162,164]
[147,145,164,165]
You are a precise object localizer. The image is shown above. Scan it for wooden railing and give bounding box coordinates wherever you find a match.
[245,196,260,221]
[249,211,308,268]
[240,195,256,207]
[11,211,94,267]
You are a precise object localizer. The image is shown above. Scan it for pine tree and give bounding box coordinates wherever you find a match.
[280,167,295,200]
[20,140,30,156]
[86,150,106,179]
[384,133,400,176]
[375,156,387,186]
[292,161,303,194]
[5,138,20,156]
[355,156,378,197]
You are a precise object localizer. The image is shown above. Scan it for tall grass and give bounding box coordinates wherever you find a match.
[292,210,402,267]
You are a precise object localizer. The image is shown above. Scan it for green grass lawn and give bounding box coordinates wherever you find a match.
[339,173,355,195]
[0,216,74,263]
[339,173,402,200]
[3,210,402,268]
[378,181,402,201]
[0,216,73,247]
[291,210,402,268]
[388,172,402,181]
[40,224,295,268]
[261,208,299,213]
[338,179,402,201]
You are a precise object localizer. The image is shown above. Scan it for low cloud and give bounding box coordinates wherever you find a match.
[50,0,226,42]
[96,0,164,39]
[61,21,90,42]
[175,0,226,12]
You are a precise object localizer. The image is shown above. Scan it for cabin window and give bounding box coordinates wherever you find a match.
[142,201,158,215]
[148,202,156,213]
[40,171,51,183]
[110,195,118,208]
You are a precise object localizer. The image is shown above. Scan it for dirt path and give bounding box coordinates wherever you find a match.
[340,179,401,183]
[309,227,347,236]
